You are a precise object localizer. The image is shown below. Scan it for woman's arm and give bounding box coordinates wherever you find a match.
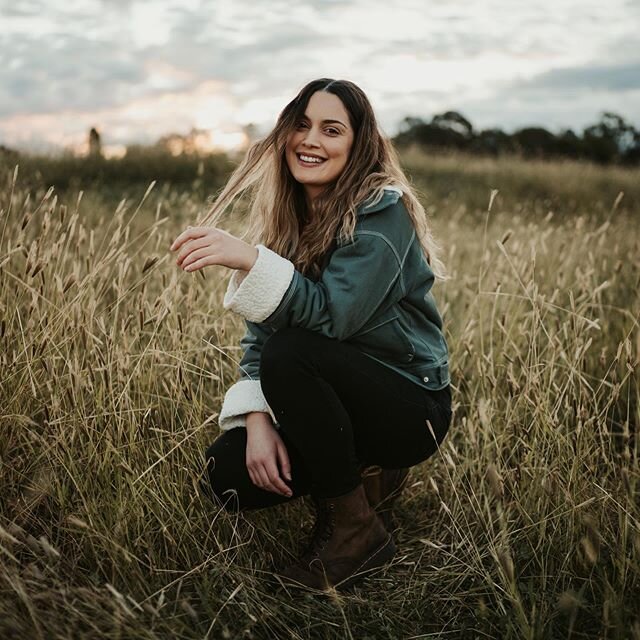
[223,231,415,341]
[221,196,423,341]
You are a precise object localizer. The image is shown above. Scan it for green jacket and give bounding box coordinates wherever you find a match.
[218,186,450,430]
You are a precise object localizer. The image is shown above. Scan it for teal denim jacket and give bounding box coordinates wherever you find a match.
[218,186,450,431]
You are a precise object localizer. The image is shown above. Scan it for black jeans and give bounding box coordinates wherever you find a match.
[202,327,452,512]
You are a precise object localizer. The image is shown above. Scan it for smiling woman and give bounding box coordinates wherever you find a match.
[285,92,355,201]
[170,78,452,594]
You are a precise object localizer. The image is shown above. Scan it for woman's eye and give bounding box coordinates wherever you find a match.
[326,128,339,135]
[296,121,308,129]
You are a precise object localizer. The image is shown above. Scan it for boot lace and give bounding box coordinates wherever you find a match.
[302,499,335,559]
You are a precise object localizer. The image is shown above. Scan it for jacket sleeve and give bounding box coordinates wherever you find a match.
[218,320,278,431]
[222,230,405,340]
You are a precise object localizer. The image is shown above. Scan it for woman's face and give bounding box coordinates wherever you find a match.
[285,91,355,201]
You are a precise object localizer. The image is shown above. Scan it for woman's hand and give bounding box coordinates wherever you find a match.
[169,226,258,273]
[245,415,293,498]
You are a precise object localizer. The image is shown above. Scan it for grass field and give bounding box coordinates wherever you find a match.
[1,149,638,638]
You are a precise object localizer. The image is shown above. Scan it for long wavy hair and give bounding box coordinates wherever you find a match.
[196,78,447,281]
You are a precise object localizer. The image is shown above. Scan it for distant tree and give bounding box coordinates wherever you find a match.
[582,112,639,164]
[511,127,558,158]
[155,127,214,155]
[431,111,474,138]
[398,116,425,134]
[88,127,102,157]
[395,111,474,150]
[554,129,584,159]
[394,116,429,147]
[0,144,20,162]
[622,128,640,165]
[469,128,513,156]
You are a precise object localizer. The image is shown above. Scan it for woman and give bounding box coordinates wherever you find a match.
[169,78,452,592]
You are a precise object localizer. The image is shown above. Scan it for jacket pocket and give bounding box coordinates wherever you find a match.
[348,310,415,364]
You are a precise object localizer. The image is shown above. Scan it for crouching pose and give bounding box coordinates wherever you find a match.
[170,78,452,592]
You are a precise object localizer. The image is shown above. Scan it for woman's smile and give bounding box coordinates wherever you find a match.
[296,152,328,167]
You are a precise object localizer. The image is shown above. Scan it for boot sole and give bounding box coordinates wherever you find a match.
[334,533,397,592]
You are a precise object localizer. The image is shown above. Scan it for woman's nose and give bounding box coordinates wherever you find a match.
[302,128,321,147]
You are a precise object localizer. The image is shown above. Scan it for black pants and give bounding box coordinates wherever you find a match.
[202,327,452,512]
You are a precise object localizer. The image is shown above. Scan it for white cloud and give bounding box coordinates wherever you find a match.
[0,0,638,152]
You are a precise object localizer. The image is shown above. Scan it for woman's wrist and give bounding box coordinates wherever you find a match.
[246,411,274,430]
[244,246,259,271]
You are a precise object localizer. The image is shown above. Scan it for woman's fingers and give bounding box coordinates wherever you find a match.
[255,465,279,495]
[247,463,268,491]
[180,246,215,269]
[170,226,210,252]
[277,442,292,482]
[248,462,291,497]
[183,255,217,272]
[175,237,210,265]
[248,466,263,489]
[264,460,292,497]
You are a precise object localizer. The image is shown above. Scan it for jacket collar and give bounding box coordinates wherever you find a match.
[358,185,403,215]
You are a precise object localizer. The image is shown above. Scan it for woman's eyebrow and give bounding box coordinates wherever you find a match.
[323,119,347,127]
[301,114,347,128]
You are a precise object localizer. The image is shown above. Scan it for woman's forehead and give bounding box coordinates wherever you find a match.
[301,92,350,126]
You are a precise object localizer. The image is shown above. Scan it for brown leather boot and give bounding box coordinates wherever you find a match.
[278,483,397,591]
[361,466,410,530]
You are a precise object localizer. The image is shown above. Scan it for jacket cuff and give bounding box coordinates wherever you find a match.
[223,244,295,322]
[218,378,276,431]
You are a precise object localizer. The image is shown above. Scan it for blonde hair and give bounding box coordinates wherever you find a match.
[197,78,447,281]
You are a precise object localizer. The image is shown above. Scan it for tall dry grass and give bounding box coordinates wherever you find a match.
[0,151,638,639]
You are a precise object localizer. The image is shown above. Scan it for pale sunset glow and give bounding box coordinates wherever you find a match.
[0,0,638,155]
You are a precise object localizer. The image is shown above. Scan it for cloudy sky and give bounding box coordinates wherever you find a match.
[1,0,639,155]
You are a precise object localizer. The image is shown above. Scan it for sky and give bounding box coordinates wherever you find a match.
[1,0,639,156]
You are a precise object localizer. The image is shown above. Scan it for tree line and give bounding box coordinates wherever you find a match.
[2,110,639,172]
[393,111,640,165]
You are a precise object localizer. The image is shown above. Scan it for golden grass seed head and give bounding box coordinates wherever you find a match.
[497,548,515,583]
[30,261,43,278]
[142,255,159,273]
[486,464,504,499]
[65,515,89,529]
[38,535,61,560]
[180,598,199,623]
[580,536,599,565]
[541,472,557,496]
[0,526,20,547]
[62,274,76,294]
[500,229,513,245]
[557,590,581,613]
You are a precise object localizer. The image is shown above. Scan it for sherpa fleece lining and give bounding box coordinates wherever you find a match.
[223,244,295,323]
[218,378,277,431]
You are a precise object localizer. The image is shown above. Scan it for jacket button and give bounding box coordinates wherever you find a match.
[423,376,429,382]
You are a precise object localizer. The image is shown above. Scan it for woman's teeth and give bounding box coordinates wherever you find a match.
[299,154,325,164]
